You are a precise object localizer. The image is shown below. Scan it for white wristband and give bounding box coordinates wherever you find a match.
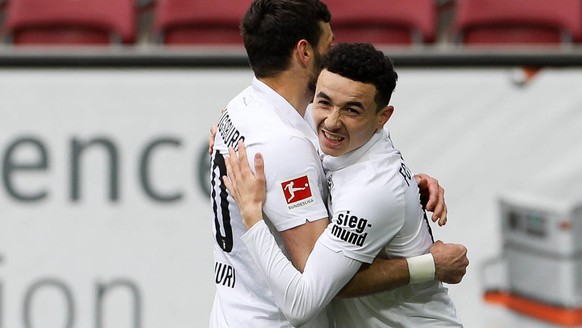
[407,253,435,284]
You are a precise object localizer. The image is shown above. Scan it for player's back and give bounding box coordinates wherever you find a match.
[209,79,329,328]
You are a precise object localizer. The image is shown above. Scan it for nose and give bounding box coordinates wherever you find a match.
[324,108,342,131]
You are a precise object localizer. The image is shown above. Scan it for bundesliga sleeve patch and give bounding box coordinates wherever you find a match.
[280,175,315,209]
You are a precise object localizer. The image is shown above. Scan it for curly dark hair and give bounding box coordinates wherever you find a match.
[322,43,398,110]
[241,0,331,78]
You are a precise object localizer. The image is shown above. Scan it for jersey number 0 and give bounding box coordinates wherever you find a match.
[211,150,234,252]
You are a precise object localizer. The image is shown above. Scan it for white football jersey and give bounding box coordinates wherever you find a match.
[321,129,462,327]
[240,128,462,327]
[209,78,330,328]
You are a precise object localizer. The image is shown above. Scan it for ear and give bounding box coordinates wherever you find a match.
[376,105,394,130]
[296,39,311,66]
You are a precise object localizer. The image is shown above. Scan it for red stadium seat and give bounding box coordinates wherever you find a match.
[324,0,437,45]
[2,0,136,45]
[453,0,582,46]
[153,0,252,45]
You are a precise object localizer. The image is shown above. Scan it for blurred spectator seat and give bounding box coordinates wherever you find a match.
[2,0,136,45]
[153,0,252,45]
[324,0,436,45]
[453,0,582,46]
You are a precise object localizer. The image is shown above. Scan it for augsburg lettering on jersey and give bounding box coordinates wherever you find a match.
[331,210,372,247]
[217,109,245,150]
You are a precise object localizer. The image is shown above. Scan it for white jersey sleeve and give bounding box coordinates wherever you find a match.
[242,220,361,327]
[251,134,329,231]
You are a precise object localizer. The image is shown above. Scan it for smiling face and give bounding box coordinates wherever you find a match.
[313,69,393,157]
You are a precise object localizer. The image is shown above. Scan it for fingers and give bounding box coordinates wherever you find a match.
[415,173,438,212]
[227,146,241,186]
[222,155,234,195]
[222,142,264,206]
[236,141,257,181]
[222,173,233,194]
[208,125,218,155]
[424,178,439,212]
[224,141,256,184]
[237,140,248,171]
[415,173,447,226]
[431,241,469,284]
[431,186,446,223]
[437,204,448,226]
[452,244,469,284]
[223,141,257,192]
[254,152,266,184]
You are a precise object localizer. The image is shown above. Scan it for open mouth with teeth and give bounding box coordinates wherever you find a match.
[321,130,345,144]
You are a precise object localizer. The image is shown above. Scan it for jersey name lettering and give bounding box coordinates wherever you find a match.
[214,261,236,288]
[217,109,245,149]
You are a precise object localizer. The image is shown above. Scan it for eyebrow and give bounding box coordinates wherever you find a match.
[316,91,365,109]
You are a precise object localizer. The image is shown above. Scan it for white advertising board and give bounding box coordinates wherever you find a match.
[1,67,582,328]
[0,68,252,328]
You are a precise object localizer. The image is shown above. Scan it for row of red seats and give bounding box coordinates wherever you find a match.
[1,0,581,46]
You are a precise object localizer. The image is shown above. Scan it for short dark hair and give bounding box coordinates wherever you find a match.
[322,43,398,109]
[241,0,331,78]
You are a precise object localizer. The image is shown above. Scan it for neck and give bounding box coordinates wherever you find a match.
[259,69,312,117]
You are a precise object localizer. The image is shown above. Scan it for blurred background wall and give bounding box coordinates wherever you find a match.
[1,0,582,327]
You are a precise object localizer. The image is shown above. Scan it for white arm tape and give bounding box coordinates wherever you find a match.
[407,253,435,284]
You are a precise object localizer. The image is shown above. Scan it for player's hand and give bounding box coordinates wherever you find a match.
[415,173,447,226]
[208,125,218,155]
[430,240,468,284]
[222,140,267,229]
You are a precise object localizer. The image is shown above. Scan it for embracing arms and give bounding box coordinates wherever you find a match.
[224,142,467,290]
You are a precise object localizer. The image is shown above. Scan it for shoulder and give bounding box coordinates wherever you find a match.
[333,157,407,216]
[261,132,316,155]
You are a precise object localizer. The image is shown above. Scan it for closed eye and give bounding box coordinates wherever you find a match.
[315,91,333,108]
[316,99,332,107]
[345,107,362,115]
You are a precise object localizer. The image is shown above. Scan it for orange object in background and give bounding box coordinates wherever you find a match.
[485,291,582,327]
[482,165,582,327]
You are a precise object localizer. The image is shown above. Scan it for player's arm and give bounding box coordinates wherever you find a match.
[225,138,329,272]
[242,221,361,326]
[337,241,469,297]
[224,142,467,299]
[226,151,464,324]
[279,219,329,272]
[336,257,409,297]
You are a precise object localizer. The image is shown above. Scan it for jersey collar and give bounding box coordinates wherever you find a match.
[322,129,387,172]
[252,77,318,144]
